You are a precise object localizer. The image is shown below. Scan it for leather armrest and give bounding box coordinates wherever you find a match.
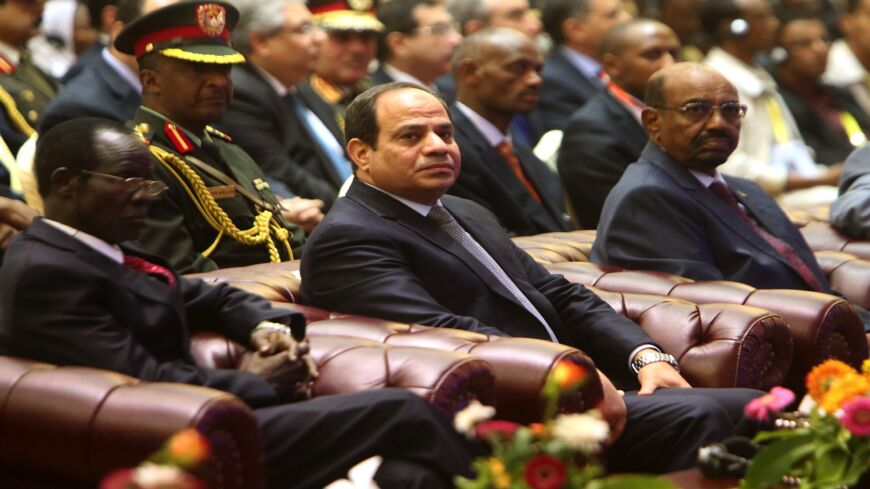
[815,250,870,309]
[589,288,792,390]
[305,318,603,424]
[801,221,870,260]
[545,261,866,392]
[189,331,497,416]
[0,356,265,489]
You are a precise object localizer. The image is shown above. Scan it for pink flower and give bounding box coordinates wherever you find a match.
[475,420,522,440]
[744,387,796,421]
[841,397,870,436]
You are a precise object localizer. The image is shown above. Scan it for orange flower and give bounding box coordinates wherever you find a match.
[530,422,548,437]
[167,429,211,468]
[821,373,870,414]
[550,360,588,391]
[862,358,870,377]
[806,359,857,403]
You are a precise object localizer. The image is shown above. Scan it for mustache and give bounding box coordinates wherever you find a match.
[693,129,736,145]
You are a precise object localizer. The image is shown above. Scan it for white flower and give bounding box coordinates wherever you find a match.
[324,456,382,489]
[132,462,186,487]
[551,410,610,455]
[453,399,496,437]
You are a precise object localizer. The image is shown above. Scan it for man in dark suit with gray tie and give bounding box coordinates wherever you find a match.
[301,81,764,474]
[448,28,572,236]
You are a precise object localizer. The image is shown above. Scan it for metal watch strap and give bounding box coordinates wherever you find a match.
[631,352,680,374]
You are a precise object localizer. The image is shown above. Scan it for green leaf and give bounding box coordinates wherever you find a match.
[754,428,811,444]
[811,445,849,484]
[588,475,679,489]
[742,434,816,488]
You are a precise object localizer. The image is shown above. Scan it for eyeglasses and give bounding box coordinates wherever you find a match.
[79,170,168,196]
[277,22,323,36]
[651,101,748,122]
[412,21,460,37]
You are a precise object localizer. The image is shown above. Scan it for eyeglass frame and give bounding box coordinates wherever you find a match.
[649,101,749,122]
[408,21,460,37]
[76,169,168,196]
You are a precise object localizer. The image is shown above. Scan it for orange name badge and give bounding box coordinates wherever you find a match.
[207,185,236,200]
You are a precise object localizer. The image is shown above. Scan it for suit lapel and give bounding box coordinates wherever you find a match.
[451,108,564,231]
[346,181,529,308]
[601,92,647,152]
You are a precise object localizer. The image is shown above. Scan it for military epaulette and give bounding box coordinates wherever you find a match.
[0,55,13,75]
[205,125,232,142]
[164,121,194,154]
[133,122,154,144]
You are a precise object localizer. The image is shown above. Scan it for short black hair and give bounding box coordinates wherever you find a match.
[699,0,742,44]
[35,118,135,197]
[376,0,438,61]
[345,81,446,150]
[776,10,825,45]
[599,18,666,57]
[848,0,869,13]
[644,71,668,108]
[541,0,591,45]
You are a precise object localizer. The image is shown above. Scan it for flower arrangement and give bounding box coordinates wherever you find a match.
[741,359,870,488]
[100,428,213,489]
[453,359,676,489]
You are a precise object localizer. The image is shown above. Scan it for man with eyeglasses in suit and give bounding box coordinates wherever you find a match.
[592,63,870,332]
[371,0,462,102]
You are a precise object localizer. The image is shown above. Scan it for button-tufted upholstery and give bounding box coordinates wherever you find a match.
[800,221,870,260]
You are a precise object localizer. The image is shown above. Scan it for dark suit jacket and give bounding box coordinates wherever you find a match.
[592,142,832,293]
[0,219,304,408]
[219,63,343,206]
[301,179,655,387]
[370,65,456,105]
[777,82,870,166]
[448,105,571,236]
[529,48,601,140]
[60,42,104,83]
[39,52,141,133]
[557,91,648,229]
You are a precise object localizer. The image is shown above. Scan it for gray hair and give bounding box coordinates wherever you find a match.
[229,0,304,55]
[445,0,489,33]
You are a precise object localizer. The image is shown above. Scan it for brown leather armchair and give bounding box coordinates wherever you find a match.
[545,261,867,392]
[190,261,792,392]
[800,221,870,260]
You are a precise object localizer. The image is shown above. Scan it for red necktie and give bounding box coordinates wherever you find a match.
[123,255,178,289]
[495,140,541,203]
[708,181,826,292]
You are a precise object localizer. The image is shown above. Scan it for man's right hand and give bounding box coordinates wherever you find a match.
[595,369,627,444]
[241,342,318,401]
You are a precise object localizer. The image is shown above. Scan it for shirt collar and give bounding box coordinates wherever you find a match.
[454,101,508,147]
[560,46,602,82]
[382,63,439,93]
[102,47,141,92]
[253,63,291,97]
[42,218,124,264]
[360,180,440,216]
[0,40,20,66]
[689,168,728,188]
[140,106,206,146]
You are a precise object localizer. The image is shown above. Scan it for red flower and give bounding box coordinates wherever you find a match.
[167,429,211,468]
[100,468,135,489]
[550,360,588,391]
[475,420,522,440]
[524,455,567,489]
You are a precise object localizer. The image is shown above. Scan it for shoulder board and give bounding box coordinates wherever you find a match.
[164,121,194,154]
[0,55,13,75]
[205,125,232,142]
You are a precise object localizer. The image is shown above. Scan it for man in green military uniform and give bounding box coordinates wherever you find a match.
[115,0,308,273]
[0,0,60,156]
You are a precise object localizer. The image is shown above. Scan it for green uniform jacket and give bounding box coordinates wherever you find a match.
[132,107,303,274]
[0,55,58,153]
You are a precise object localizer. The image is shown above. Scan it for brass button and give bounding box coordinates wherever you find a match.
[27,110,38,122]
[146,42,154,52]
[21,90,34,102]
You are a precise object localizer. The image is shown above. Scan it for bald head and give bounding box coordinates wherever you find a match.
[453,28,543,130]
[642,63,742,173]
[600,19,680,99]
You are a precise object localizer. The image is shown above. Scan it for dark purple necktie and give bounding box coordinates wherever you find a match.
[707,181,826,292]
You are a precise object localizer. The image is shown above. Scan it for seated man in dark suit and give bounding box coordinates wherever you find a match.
[831,144,870,239]
[771,13,870,167]
[221,0,346,210]
[372,0,462,102]
[592,62,870,330]
[558,19,679,229]
[0,117,475,489]
[301,81,764,474]
[39,0,171,133]
[448,28,571,236]
[531,0,631,139]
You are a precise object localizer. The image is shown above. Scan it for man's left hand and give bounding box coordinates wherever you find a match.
[637,362,690,395]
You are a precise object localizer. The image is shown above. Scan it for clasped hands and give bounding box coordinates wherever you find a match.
[242,321,319,402]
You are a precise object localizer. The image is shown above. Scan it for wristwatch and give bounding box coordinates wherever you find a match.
[630,351,680,374]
